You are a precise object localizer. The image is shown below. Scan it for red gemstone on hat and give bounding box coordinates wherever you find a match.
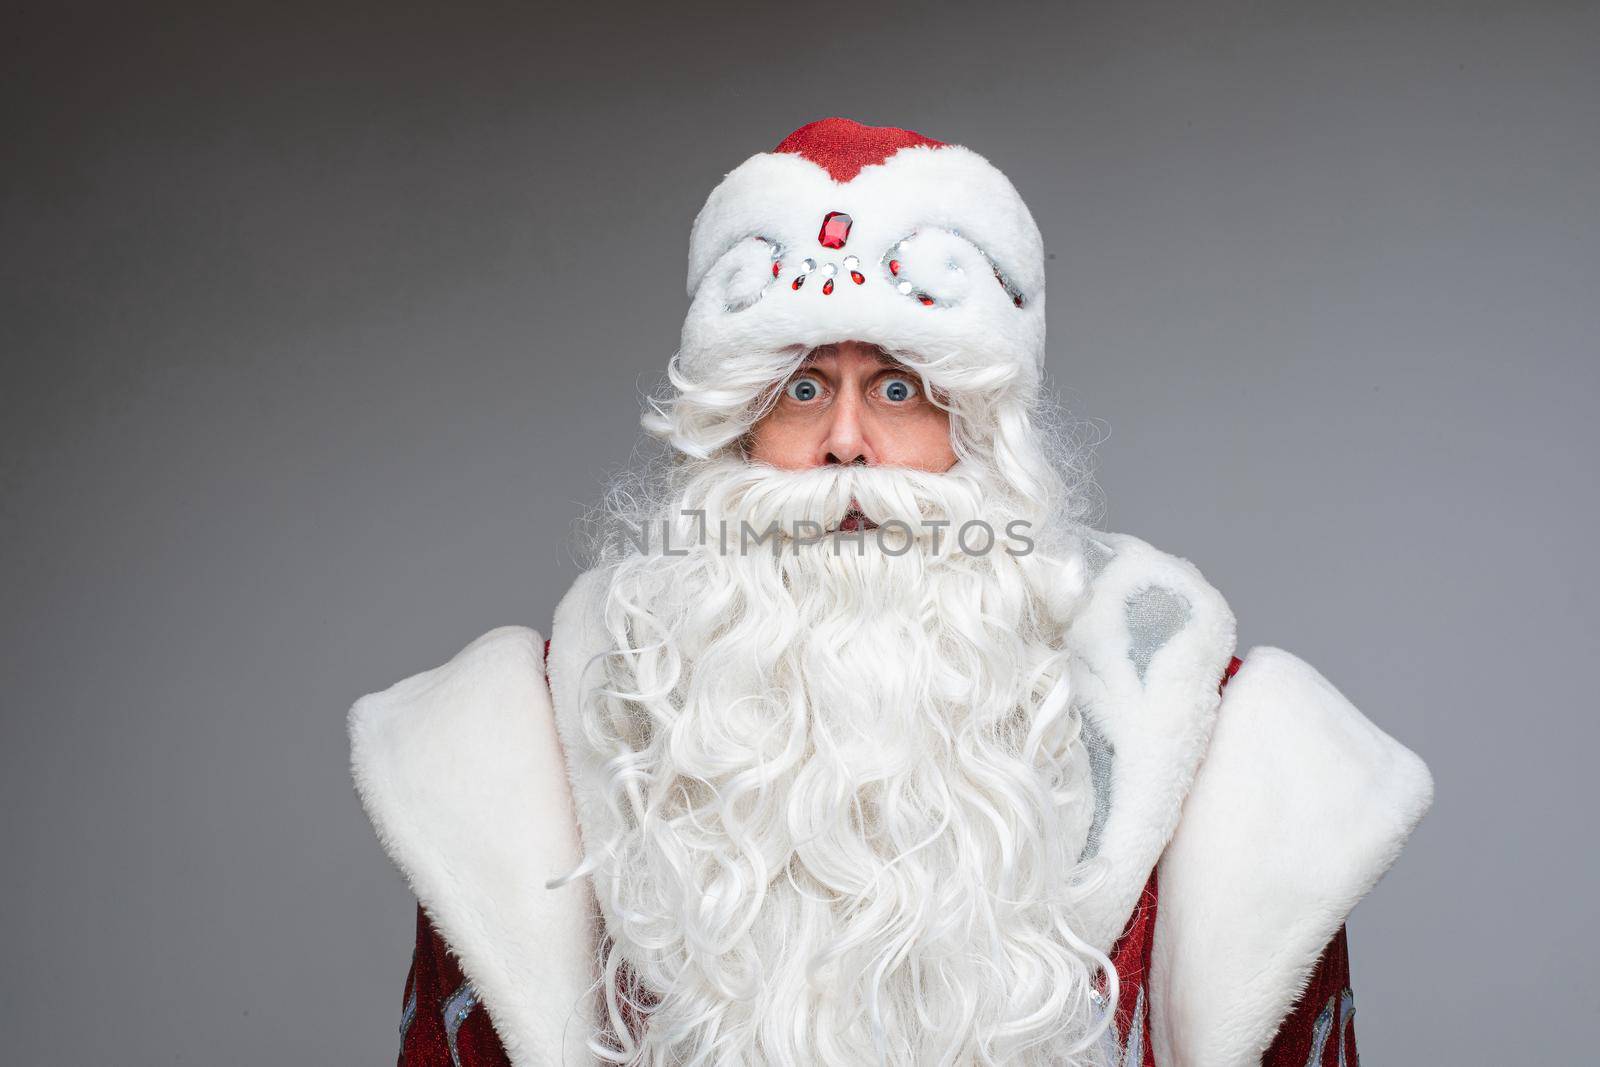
[850,270,865,285]
[822,278,834,295]
[919,295,935,306]
[818,212,852,249]
[792,275,804,290]
[772,261,781,277]
[889,259,900,276]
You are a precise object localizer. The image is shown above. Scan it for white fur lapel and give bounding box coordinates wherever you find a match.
[1147,646,1434,1067]
[348,626,601,1067]
[1064,532,1238,951]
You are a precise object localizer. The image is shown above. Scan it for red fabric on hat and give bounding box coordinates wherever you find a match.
[774,117,945,182]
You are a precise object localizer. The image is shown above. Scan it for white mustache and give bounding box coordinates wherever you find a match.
[701,460,990,537]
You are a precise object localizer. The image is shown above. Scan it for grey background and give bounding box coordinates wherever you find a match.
[4,1,1596,1061]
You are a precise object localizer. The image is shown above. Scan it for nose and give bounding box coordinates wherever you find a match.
[820,390,875,466]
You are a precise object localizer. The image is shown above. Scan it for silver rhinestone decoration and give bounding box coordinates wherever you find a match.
[896,280,913,295]
[843,255,860,270]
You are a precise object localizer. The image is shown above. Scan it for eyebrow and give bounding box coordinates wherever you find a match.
[797,347,904,369]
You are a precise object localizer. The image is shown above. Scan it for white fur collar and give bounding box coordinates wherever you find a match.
[348,627,601,1065]
[1062,532,1238,951]
[349,535,1431,1066]
[1148,646,1434,1066]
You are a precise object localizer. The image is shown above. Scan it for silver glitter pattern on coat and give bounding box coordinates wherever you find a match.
[1083,536,1116,580]
[1125,586,1191,684]
[1078,710,1115,862]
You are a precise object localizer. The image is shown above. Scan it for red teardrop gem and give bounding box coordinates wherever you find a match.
[888,259,900,276]
[850,270,865,285]
[822,278,834,295]
[772,261,781,277]
[792,275,805,290]
[818,211,852,249]
[918,295,934,306]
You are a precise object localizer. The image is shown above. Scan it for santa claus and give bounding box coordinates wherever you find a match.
[349,119,1433,1067]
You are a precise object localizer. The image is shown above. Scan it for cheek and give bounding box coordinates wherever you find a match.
[882,407,957,471]
[748,416,816,469]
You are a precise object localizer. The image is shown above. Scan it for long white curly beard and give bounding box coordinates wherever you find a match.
[577,458,1111,1066]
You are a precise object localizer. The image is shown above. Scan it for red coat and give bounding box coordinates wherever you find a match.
[352,535,1428,1067]
[393,879,1358,1067]
[390,660,1359,1067]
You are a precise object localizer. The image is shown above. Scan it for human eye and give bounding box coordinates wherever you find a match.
[784,374,824,402]
[877,375,920,403]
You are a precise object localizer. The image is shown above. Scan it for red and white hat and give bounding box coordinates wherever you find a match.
[681,118,1047,395]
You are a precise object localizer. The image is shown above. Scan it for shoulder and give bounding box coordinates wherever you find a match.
[349,626,549,784]
[1168,641,1434,919]
[1067,531,1432,881]
[348,561,612,798]
[1137,618,1432,1063]
[1066,530,1433,1063]
[349,626,562,871]
[1159,642,1434,950]
[347,620,601,1065]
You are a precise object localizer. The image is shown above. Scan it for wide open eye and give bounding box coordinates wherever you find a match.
[878,376,919,403]
[785,375,823,402]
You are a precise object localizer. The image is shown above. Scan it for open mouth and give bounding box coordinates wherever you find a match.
[837,500,879,532]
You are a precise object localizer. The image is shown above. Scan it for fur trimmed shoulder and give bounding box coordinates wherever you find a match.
[348,626,600,1067]
[1066,532,1238,952]
[1148,646,1434,1067]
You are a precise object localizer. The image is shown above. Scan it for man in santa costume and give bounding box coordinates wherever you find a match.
[350,118,1433,1067]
